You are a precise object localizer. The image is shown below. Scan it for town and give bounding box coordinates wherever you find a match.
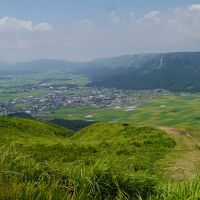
[0,81,170,117]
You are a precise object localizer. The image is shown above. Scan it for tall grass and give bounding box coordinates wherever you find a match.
[0,144,159,199]
[150,177,200,200]
[1,117,198,199]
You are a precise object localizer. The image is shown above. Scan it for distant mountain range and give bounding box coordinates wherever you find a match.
[0,59,82,74]
[1,52,200,92]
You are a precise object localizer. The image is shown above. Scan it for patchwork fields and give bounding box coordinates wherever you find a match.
[38,94,200,128]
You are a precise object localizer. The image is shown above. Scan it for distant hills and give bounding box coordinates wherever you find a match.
[85,52,200,92]
[1,52,200,92]
[0,59,83,74]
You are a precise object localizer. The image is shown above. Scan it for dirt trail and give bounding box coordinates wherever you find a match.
[155,127,200,181]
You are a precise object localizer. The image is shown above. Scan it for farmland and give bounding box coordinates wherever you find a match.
[2,72,200,129]
[37,94,200,129]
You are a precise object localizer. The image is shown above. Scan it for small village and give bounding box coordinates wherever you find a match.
[0,82,169,116]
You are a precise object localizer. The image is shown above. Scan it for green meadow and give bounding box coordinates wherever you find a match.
[131,94,200,128]
[0,72,88,88]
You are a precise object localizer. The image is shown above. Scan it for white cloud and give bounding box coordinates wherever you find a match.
[108,11,120,24]
[136,10,161,24]
[188,4,200,11]
[74,19,94,29]
[144,10,160,19]
[0,4,200,62]
[167,5,200,42]
[62,4,200,60]
[0,17,52,32]
[35,22,52,31]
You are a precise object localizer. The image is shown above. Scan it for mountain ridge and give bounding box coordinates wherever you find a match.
[85,52,200,92]
[0,51,200,70]
[1,51,200,92]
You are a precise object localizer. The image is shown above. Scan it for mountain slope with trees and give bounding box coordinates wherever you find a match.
[85,52,200,92]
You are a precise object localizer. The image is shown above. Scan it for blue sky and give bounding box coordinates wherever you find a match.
[0,0,198,25]
[0,0,200,62]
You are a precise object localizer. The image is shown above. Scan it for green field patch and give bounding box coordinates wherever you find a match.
[0,90,49,102]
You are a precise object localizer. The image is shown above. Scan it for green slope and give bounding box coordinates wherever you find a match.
[0,116,73,136]
[1,117,200,199]
[74,123,175,173]
[0,117,177,199]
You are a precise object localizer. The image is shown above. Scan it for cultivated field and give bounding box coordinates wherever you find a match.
[38,94,200,129]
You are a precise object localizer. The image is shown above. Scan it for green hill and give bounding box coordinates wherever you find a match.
[0,116,73,139]
[0,117,200,199]
[84,52,200,92]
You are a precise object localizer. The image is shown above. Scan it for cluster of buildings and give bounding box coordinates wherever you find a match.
[0,84,169,116]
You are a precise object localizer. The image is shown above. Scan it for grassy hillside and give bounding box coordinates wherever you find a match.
[0,117,175,199]
[1,117,200,199]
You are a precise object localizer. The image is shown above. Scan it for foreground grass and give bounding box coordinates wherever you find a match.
[0,116,174,199]
[1,117,200,199]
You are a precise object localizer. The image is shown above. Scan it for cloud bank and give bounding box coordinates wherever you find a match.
[0,4,200,62]
[0,17,52,32]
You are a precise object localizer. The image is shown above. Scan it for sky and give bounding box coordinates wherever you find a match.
[0,0,200,62]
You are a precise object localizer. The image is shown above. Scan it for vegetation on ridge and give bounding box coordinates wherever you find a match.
[1,117,200,199]
[0,116,176,199]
